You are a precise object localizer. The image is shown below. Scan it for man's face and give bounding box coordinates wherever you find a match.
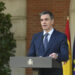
[40,14,54,32]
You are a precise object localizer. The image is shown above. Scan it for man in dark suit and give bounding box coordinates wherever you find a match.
[28,11,69,75]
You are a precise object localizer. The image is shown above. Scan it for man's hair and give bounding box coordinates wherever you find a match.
[40,11,54,20]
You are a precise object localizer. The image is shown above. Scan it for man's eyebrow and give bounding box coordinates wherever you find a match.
[40,18,43,20]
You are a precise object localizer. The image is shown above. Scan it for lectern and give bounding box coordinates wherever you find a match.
[10,56,62,75]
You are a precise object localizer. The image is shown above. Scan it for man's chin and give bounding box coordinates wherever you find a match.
[42,27,47,30]
[42,28,48,31]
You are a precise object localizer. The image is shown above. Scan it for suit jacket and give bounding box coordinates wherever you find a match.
[28,29,69,75]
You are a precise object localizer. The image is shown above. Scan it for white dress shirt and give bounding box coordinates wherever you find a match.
[43,28,54,42]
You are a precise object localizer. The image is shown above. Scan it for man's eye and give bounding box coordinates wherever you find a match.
[40,19,43,21]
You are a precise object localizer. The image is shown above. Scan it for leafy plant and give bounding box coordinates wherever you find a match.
[0,2,16,75]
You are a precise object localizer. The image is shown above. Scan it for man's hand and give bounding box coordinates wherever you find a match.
[49,53,58,59]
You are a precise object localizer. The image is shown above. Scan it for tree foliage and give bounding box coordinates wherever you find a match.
[0,2,16,75]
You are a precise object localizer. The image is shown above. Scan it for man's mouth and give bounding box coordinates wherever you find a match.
[42,25,47,27]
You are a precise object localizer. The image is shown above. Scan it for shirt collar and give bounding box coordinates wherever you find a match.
[43,28,54,36]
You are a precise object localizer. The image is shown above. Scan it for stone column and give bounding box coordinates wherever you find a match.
[70,0,75,52]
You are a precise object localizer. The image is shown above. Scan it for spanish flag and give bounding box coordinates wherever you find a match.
[62,17,72,75]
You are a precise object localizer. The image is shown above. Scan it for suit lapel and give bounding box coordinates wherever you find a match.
[37,32,45,56]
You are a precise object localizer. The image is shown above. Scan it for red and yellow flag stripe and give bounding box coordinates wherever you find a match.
[62,17,72,75]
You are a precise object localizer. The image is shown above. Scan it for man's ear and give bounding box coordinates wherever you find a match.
[51,19,54,25]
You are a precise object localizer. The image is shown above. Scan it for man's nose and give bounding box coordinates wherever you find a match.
[42,20,46,24]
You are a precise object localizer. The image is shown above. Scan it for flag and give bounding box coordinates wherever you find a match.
[73,38,75,75]
[62,17,72,75]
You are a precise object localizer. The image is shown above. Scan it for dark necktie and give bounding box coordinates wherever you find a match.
[43,33,49,50]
